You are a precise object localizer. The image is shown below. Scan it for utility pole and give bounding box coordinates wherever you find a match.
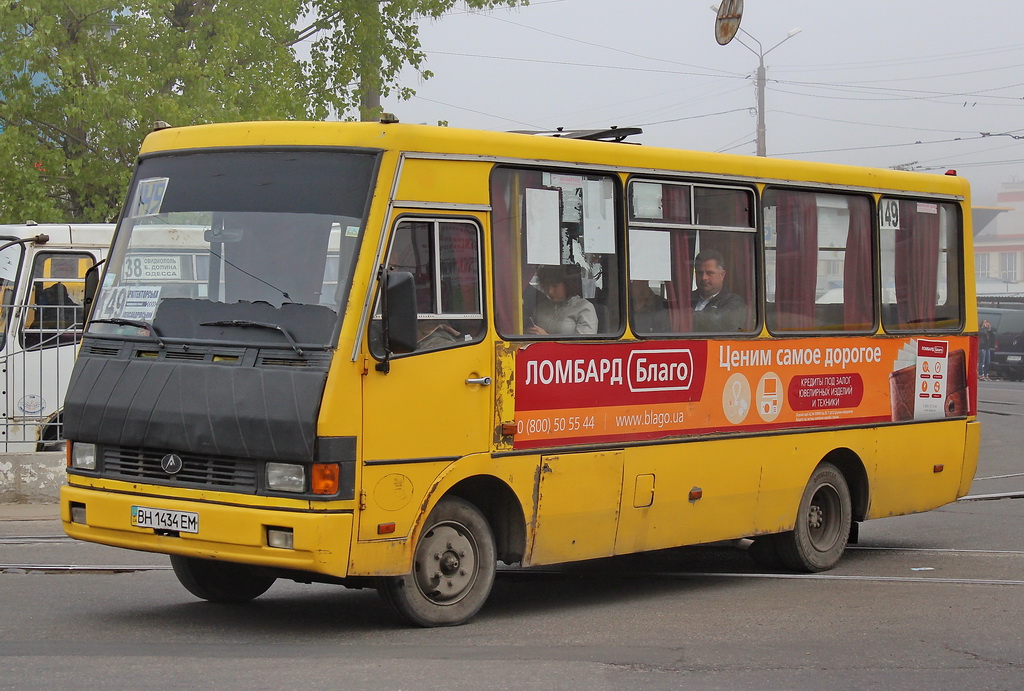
[755,52,767,157]
[743,27,801,156]
[712,7,801,157]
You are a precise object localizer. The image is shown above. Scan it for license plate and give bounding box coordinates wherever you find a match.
[1007,355,1022,363]
[131,505,199,534]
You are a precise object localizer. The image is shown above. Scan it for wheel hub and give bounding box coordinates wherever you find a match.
[808,504,824,530]
[414,523,478,605]
[807,483,841,550]
[439,550,461,576]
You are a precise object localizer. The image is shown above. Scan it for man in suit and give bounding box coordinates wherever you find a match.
[692,249,746,332]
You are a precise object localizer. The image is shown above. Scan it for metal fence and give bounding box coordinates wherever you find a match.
[0,303,85,452]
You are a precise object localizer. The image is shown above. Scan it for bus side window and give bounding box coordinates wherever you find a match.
[879,198,963,332]
[763,189,875,334]
[370,218,486,356]
[491,167,623,338]
[627,180,756,335]
[23,252,93,349]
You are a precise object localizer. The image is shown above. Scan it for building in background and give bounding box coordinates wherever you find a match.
[974,182,1022,307]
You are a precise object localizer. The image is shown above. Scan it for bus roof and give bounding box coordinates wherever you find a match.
[0,222,115,247]
[140,121,970,200]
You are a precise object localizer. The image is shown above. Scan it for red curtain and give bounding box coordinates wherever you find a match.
[663,185,693,332]
[490,169,516,331]
[774,191,818,330]
[895,202,939,327]
[439,223,480,314]
[842,196,873,328]
[667,230,694,332]
[702,231,754,330]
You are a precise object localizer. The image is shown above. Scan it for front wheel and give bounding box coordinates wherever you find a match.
[774,462,852,572]
[170,555,276,602]
[377,496,496,627]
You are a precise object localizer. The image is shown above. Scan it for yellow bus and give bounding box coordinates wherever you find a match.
[61,121,979,626]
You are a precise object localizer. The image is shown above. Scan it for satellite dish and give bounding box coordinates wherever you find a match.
[715,0,744,46]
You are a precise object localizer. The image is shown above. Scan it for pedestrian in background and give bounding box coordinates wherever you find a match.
[979,319,996,380]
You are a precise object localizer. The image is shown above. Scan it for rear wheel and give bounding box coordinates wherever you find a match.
[774,462,852,572]
[170,555,275,602]
[377,496,496,627]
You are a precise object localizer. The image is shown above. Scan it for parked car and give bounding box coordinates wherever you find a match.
[979,307,1024,380]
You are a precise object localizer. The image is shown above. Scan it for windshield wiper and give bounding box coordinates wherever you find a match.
[89,318,165,348]
[200,319,304,356]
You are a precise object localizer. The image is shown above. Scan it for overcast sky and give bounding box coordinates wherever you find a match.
[367,0,1024,206]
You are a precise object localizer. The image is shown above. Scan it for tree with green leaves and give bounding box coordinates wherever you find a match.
[299,0,528,121]
[0,0,526,223]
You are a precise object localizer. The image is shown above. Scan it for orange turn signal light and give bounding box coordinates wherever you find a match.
[311,463,340,495]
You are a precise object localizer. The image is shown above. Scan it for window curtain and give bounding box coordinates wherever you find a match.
[663,185,693,332]
[702,231,754,330]
[490,169,542,333]
[774,191,818,330]
[667,230,695,332]
[842,196,873,328]
[490,170,517,331]
[895,203,939,326]
[439,223,479,314]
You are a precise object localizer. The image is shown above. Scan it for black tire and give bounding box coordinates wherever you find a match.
[774,462,852,573]
[377,496,496,627]
[170,555,275,603]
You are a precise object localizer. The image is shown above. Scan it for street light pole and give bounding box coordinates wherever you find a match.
[738,27,800,156]
[755,50,768,156]
[711,5,801,157]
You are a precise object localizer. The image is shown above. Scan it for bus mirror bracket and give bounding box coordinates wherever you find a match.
[376,268,418,373]
[83,259,106,313]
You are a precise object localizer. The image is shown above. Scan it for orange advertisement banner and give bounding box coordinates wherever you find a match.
[512,336,975,449]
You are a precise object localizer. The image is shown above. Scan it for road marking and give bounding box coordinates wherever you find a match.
[0,536,73,545]
[958,490,1024,501]
[0,564,170,573]
[498,568,1024,587]
[974,472,1024,480]
[848,546,1024,555]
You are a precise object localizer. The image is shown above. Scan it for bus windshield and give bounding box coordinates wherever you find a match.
[0,241,25,351]
[89,149,378,348]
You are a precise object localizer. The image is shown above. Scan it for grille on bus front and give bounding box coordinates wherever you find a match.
[102,447,258,492]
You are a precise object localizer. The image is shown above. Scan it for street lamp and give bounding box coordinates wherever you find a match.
[711,6,801,156]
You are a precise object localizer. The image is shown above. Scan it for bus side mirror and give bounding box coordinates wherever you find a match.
[383,270,418,356]
[83,260,105,312]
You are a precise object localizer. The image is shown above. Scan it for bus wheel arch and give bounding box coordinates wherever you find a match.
[750,448,867,571]
[821,447,869,523]
[447,475,527,565]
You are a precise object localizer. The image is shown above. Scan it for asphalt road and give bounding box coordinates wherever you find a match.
[1,381,1022,690]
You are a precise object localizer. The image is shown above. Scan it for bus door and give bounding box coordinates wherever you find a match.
[4,250,95,450]
[359,216,492,529]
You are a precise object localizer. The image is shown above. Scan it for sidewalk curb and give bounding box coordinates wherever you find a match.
[0,503,60,521]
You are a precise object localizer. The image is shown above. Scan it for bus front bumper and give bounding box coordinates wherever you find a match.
[61,484,353,577]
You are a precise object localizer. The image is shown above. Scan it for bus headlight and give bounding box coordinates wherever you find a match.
[266,462,305,493]
[70,443,98,470]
